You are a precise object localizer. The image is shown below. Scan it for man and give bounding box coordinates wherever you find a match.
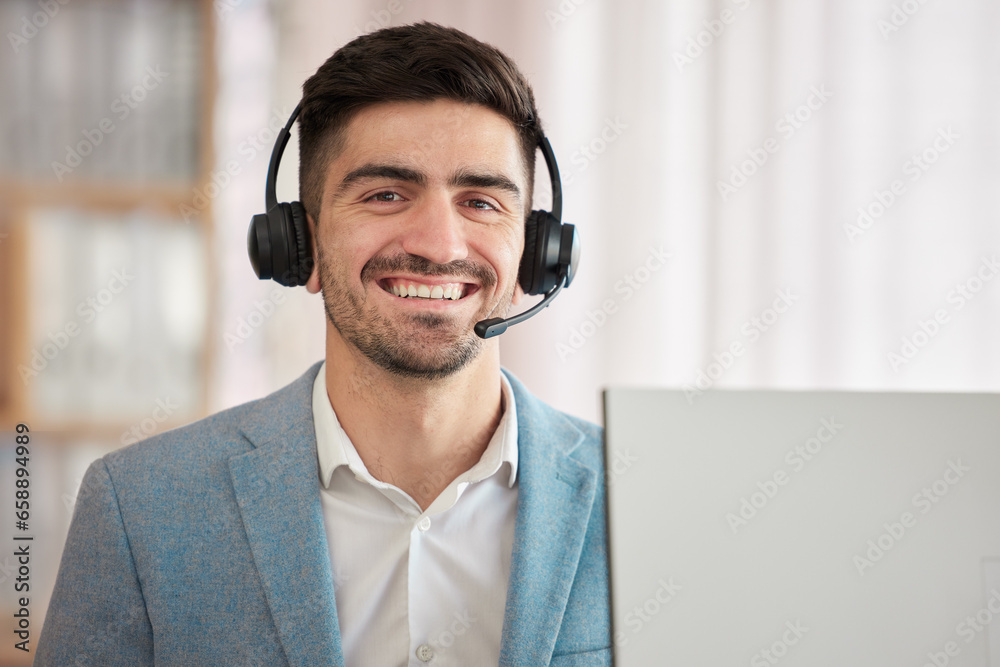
[36,23,610,666]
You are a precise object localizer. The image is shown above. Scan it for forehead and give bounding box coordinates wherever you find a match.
[327,99,527,186]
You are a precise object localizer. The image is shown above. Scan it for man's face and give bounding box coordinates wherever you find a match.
[308,99,528,379]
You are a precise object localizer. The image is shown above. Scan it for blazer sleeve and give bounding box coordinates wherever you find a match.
[35,458,154,666]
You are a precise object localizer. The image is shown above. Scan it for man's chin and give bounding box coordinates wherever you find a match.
[367,341,481,380]
[334,316,484,380]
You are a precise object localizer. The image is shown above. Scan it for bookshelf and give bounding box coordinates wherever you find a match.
[1,1,216,662]
[0,0,216,436]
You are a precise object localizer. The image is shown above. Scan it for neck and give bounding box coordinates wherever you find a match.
[323,325,504,511]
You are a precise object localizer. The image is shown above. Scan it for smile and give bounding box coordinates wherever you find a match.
[379,277,471,301]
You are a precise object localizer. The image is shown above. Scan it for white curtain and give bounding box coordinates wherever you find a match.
[214,0,1000,423]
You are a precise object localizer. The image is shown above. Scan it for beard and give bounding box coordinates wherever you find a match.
[318,249,513,380]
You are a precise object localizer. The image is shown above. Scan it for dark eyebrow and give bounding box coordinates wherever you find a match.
[336,164,426,197]
[334,163,522,206]
[450,169,522,205]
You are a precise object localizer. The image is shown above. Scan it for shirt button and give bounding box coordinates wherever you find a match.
[417,516,432,532]
[416,643,434,661]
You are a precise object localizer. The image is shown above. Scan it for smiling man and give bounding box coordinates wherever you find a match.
[37,23,610,667]
[309,99,529,510]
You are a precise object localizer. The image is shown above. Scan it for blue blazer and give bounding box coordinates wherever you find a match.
[36,362,611,666]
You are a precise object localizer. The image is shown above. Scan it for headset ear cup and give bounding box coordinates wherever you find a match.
[247,213,272,280]
[266,204,291,286]
[288,202,312,286]
[262,205,291,285]
[519,212,541,294]
[519,211,563,294]
[560,223,580,287]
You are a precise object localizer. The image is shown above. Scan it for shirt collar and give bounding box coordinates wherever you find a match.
[313,361,518,491]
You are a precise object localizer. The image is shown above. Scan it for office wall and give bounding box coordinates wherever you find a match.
[1,0,998,663]
[221,0,1000,422]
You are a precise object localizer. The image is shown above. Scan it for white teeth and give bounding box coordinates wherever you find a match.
[387,282,464,300]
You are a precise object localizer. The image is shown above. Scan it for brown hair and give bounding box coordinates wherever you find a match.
[298,22,542,218]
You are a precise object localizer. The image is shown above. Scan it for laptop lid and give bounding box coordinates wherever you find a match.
[604,388,1000,666]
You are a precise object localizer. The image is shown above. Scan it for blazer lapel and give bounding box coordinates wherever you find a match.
[499,373,598,666]
[229,363,345,667]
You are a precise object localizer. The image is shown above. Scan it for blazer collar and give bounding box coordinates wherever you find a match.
[499,370,598,666]
[227,362,597,667]
[229,361,345,667]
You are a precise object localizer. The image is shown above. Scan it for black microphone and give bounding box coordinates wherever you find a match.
[474,270,568,339]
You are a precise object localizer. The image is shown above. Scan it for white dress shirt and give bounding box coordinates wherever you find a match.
[312,362,519,667]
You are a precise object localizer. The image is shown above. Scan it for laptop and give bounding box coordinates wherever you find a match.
[603,388,1000,666]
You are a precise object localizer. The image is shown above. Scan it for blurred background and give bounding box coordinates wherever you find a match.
[0,0,998,663]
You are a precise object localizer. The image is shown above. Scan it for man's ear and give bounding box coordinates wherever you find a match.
[511,281,525,306]
[305,212,321,294]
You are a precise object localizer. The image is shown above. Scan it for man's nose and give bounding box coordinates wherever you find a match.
[399,192,469,266]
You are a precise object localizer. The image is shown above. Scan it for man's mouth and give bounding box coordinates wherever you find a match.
[379,277,472,301]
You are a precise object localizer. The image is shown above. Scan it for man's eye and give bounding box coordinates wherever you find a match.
[465,199,497,211]
[368,191,401,202]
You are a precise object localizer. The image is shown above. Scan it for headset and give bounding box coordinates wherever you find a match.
[247,103,580,339]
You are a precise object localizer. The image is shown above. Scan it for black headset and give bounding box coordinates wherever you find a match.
[247,103,579,339]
